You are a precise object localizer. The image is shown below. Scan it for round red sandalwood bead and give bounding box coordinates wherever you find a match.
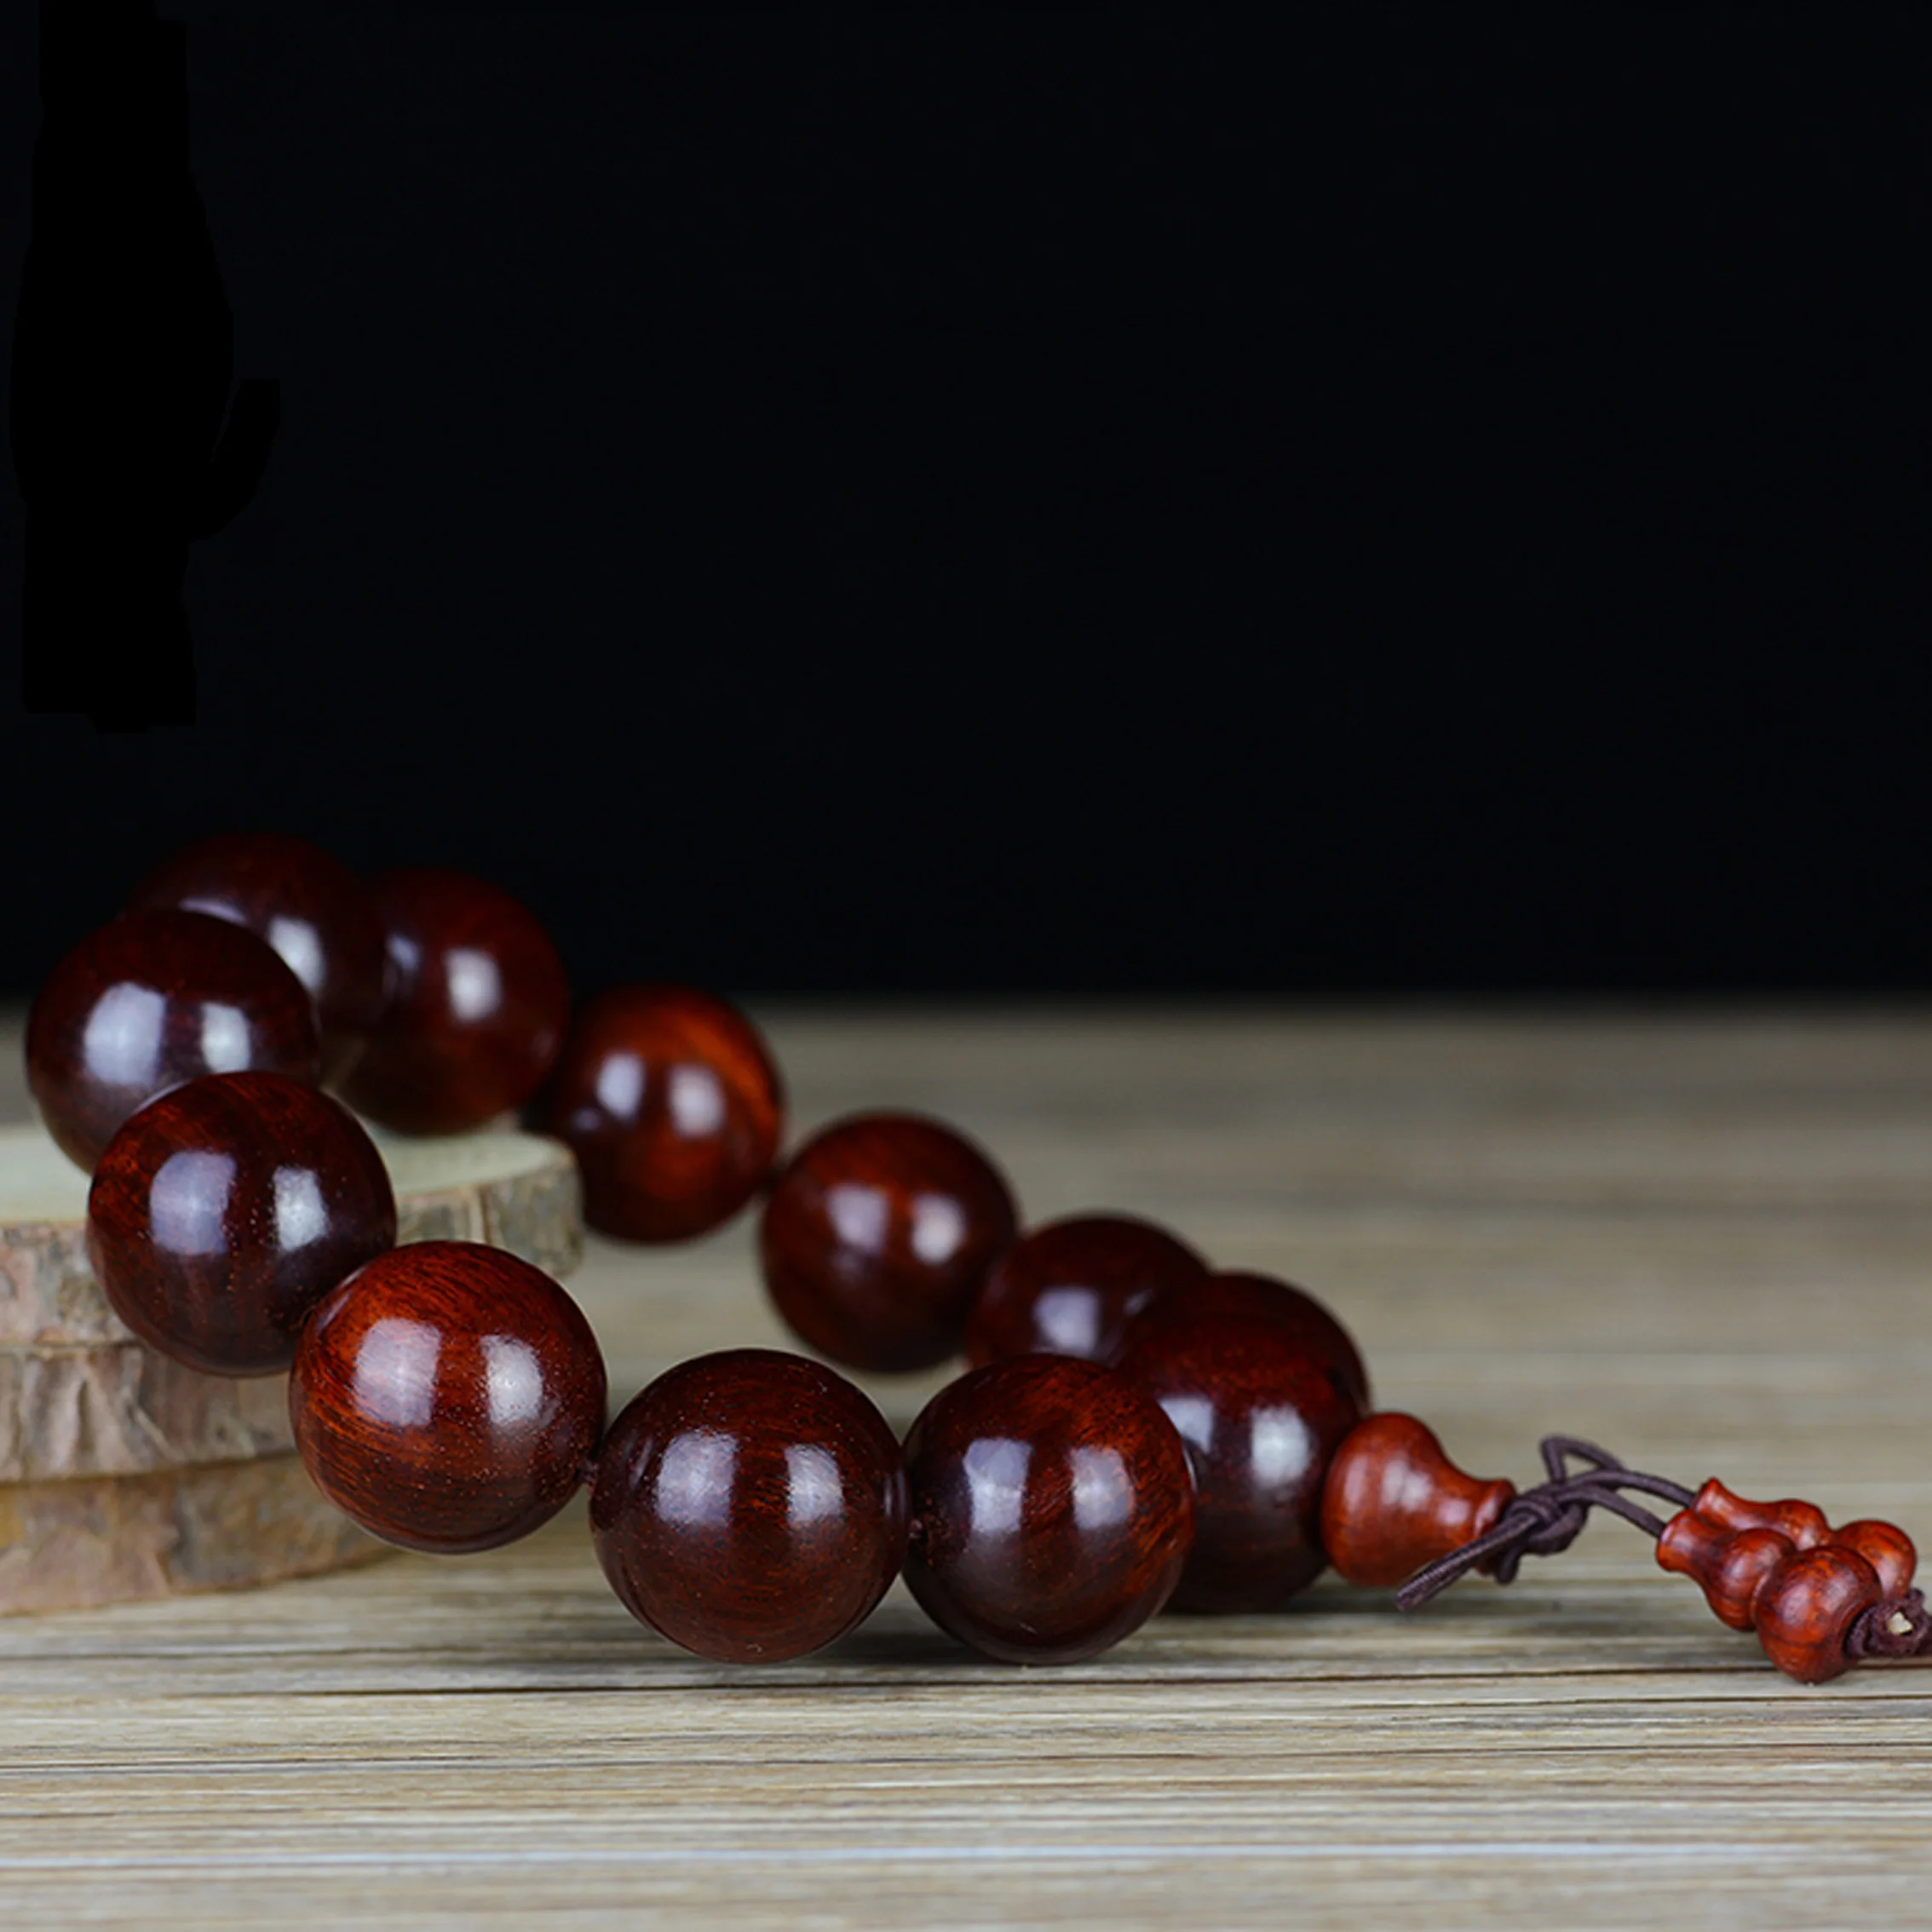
[342,870,570,1136]
[902,1354,1195,1665]
[27,909,323,1173]
[540,986,784,1243]
[127,832,388,1086]
[759,1113,1019,1372]
[964,1213,1207,1367]
[290,1239,606,1553]
[590,1349,906,1662]
[1118,1268,1371,1410]
[1114,1310,1362,1612]
[88,1072,396,1377]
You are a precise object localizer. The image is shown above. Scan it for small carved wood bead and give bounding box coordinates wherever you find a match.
[341,870,571,1136]
[1830,1520,1918,1599]
[127,832,388,1086]
[1682,1477,1831,1552]
[27,909,323,1173]
[901,1354,1195,1665]
[1118,1269,1371,1411]
[87,1071,397,1377]
[1319,1413,1517,1589]
[1755,1544,1886,1684]
[760,1113,1020,1372]
[1113,1311,1362,1612]
[539,986,784,1244]
[290,1239,607,1554]
[590,1349,906,1663]
[963,1213,1208,1367]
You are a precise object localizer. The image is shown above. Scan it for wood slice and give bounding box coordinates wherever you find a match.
[0,1121,583,1347]
[0,1452,386,1616]
[0,1343,292,1484]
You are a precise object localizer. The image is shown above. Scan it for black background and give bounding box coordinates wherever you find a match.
[2,6,1928,1000]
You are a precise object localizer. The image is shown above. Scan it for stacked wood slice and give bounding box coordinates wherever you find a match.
[0,1122,583,1614]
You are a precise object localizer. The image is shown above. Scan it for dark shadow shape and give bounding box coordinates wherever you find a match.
[9,0,277,732]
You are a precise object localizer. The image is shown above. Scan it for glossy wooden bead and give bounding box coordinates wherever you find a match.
[340,870,571,1136]
[87,1071,396,1377]
[1118,1269,1371,1411]
[290,1239,606,1553]
[26,910,322,1173]
[1113,1311,1363,1612]
[760,1113,1020,1372]
[1319,1412,1517,1589]
[539,986,784,1244]
[126,832,388,1086]
[1679,1477,1831,1552]
[963,1213,1208,1367]
[589,1349,906,1663]
[1756,1545,1886,1684]
[1831,1520,1918,1599]
[901,1354,1195,1665]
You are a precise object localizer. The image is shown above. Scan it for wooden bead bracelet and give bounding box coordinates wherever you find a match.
[22,833,1932,1682]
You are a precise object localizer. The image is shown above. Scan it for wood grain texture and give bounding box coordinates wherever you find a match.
[4,1007,1932,1929]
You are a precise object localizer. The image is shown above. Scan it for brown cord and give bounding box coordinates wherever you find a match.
[1846,1590,1932,1661]
[1394,1435,1697,1613]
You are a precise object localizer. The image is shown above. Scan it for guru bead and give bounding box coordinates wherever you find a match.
[589,1349,906,1663]
[26,909,323,1172]
[87,1071,397,1377]
[540,985,785,1243]
[341,869,570,1136]
[290,1239,607,1554]
[760,1112,1019,1372]
[901,1354,1195,1665]
[1114,1310,1362,1612]
[1117,1268,1371,1411]
[963,1213,1208,1367]
[1319,1412,1517,1589]
[127,831,388,1086]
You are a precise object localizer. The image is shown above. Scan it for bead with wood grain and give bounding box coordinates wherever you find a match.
[289,1239,606,1554]
[341,869,570,1136]
[26,909,323,1172]
[760,1112,1019,1372]
[127,831,388,1087]
[590,1349,906,1662]
[540,985,784,1243]
[901,1354,1195,1665]
[87,1070,396,1377]
[1320,1412,1517,1589]
[964,1212,1208,1366]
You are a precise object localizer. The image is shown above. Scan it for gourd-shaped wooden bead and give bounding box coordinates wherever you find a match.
[1755,1545,1887,1684]
[1656,1479,1917,1681]
[1320,1413,1517,1589]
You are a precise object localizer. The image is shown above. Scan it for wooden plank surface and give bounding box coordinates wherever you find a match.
[3,1007,1929,1929]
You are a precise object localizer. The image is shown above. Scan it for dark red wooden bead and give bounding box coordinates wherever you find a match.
[87,1071,397,1377]
[1119,1269,1371,1410]
[759,1113,1020,1372]
[126,832,388,1086]
[340,870,571,1136]
[963,1213,1208,1367]
[26,910,322,1173]
[539,986,784,1244]
[1756,1545,1886,1684]
[901,1354,1194,1665]
[1113,1311,1363,1612]
[1319,1412,1516,1589]
[289,1239,607,1554]
[590,1349,907,1663]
